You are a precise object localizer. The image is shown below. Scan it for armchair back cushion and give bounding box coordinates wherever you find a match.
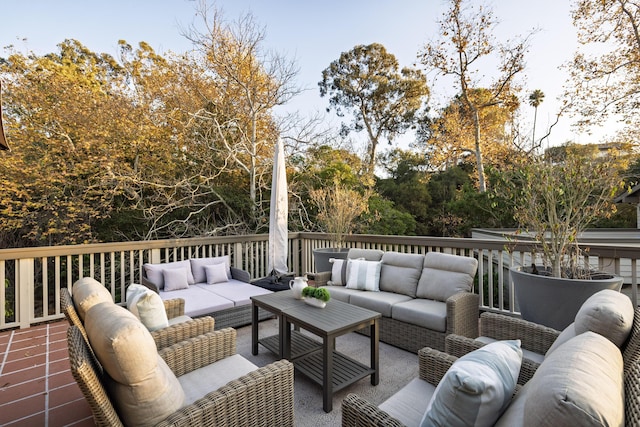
[72,277,113,322]
[520,332,624,427]
[379,252,424,297]
[85,302,185,427]
[546,289,634,355]
[416,252,478,302]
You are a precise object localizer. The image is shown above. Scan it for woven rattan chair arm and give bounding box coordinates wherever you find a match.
[418,346,457,385]
[341,393,405,427]
[151,316,215,350]
[156,360,295,427]
[162,298,185,318]
[159,328,236,377]
[480,312,560,354]
[313,271,332,287]
[445,333,485,358]
[446,292,480,338]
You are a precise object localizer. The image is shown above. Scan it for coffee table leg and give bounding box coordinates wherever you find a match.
[323,335,334,412]
[371,320,379,385]
[251,303,259,355]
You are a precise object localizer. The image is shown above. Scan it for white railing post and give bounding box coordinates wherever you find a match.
[16,258,34,329]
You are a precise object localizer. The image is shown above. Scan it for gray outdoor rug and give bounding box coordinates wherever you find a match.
[235,318,419,426]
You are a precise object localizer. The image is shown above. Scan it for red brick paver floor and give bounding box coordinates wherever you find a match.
[0,321,94,426]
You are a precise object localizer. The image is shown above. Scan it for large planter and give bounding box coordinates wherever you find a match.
[312,247,349,273]
[510,265,624,330]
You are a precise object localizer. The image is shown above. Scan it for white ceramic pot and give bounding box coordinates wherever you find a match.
[304,298,326,308]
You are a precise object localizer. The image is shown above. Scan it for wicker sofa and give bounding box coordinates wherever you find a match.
[67,303,295,426]
[342,305,640,426]
[314,249,479,352]
[141,256,274,329]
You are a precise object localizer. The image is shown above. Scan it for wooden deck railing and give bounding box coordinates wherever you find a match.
[1,232,638,330]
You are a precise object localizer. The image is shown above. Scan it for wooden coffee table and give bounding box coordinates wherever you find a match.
[251,292,381,412]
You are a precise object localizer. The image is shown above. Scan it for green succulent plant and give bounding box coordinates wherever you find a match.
[301,286,331,302]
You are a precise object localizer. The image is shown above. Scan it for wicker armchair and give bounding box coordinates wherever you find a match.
[445,312,560,384]
[61,287,215,350]
[67,325,295,427]
[342,347,455,427]
[447,306,640,385]
[342,312,640,427]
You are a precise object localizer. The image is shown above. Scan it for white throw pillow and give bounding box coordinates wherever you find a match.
[136,292,169,331]
[345,259,382,292]
[162,267,190,292]
[204,263,229,285]
[126,283,151,318]
[126,283,169,331]
[421,340,523,427]
[328,258,348,286]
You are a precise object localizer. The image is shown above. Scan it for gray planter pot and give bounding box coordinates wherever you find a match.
[312,248,349,273]
[510,265,624,330]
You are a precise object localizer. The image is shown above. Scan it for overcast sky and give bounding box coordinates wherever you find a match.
[3,0,612,152]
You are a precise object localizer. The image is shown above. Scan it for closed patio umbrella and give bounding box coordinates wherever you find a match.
[0,82,9,151]
[267,137,288,277]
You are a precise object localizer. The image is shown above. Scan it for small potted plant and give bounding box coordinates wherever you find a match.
[301,286,331,308]
[310,180,370,272]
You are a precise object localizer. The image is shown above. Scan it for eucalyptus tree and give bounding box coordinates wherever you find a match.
[319,43,429,176]
[420,0,535,192]
[566,0,640,141]
[183,4,301,222]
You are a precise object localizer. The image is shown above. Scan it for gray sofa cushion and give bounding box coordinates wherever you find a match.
[349,291,412,318]
[416,252,478,302]
[379,252,424,297]
[347,248,384,261]
[392,299,447,333]
[320,286,362,303]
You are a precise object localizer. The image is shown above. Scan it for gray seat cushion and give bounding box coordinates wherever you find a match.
[349,291,412,317]
[379,377,436,426]
[178,354,258,405]
[379,252,424,298]
[392,299,447,332]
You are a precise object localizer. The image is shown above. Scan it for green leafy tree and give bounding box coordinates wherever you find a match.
[319,43,429,175]
[420,0,534,192]
[0,40,133,246]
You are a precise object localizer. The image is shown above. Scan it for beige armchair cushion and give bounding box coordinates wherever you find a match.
[85,302,185,427]
[71,277,113,322]
[546,289,634,355]
[522,332,624,427]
